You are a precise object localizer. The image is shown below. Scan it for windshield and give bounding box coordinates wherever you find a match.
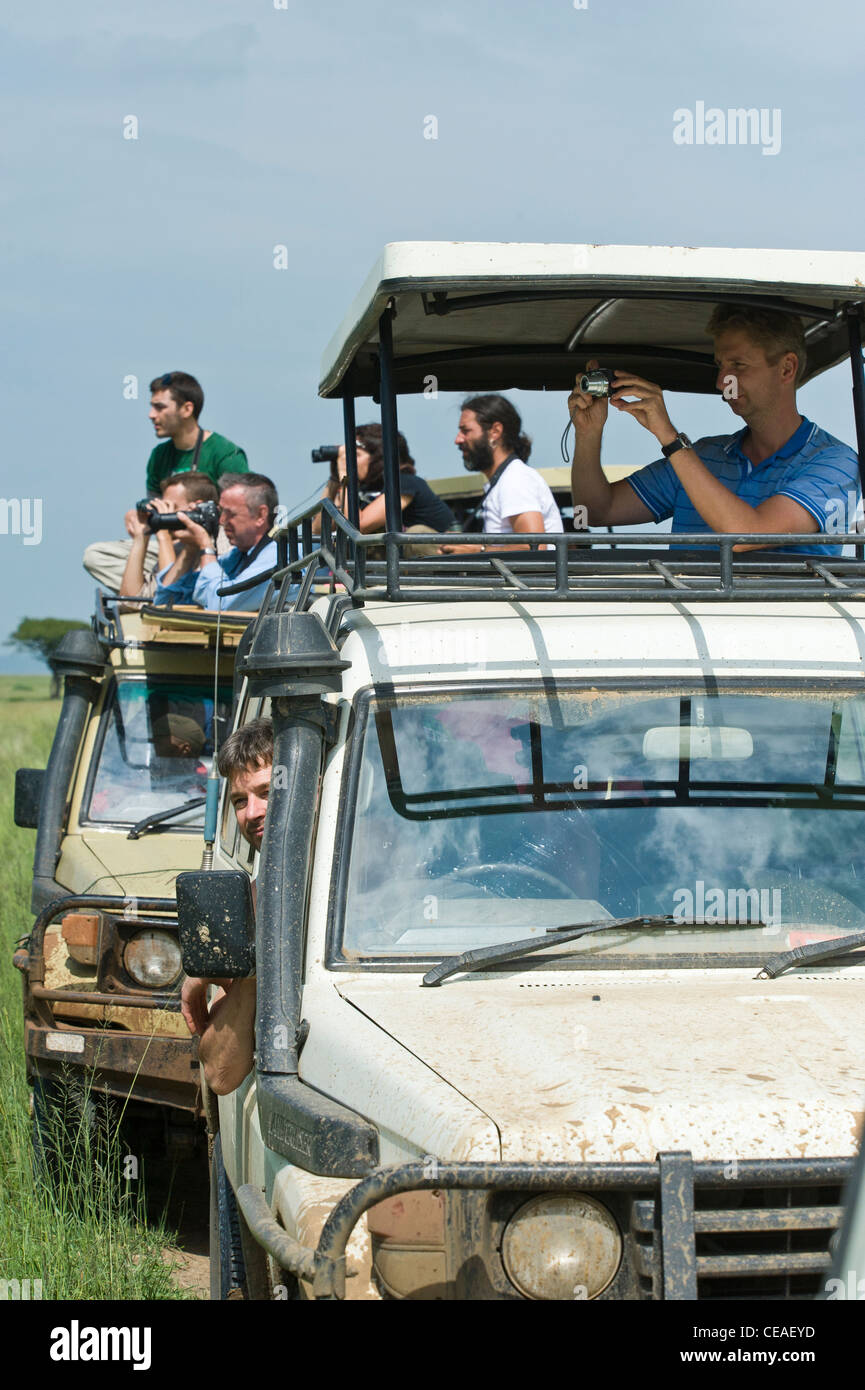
[335,686,865,966]
[85,677,232,829]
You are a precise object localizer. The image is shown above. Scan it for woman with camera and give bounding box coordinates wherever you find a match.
[312,423,455,548]
[119,471,224,599]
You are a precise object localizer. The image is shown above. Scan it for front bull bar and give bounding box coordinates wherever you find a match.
[237,1153,852,1300]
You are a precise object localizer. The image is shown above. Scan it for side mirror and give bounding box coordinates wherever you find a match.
[176,869,256,978]
[14,768,45,829]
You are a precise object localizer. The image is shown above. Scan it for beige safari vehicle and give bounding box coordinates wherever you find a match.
[181,243,865,1300]
[14,598,246,1155]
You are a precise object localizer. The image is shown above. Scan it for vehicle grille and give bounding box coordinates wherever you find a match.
[632,1179,843,1299]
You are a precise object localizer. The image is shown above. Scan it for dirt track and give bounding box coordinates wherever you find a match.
[145,1147,211,1299]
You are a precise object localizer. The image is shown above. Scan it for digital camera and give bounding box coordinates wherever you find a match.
[136,499,220,539]
[579,369,616,397]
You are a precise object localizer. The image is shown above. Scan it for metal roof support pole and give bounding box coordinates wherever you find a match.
[342,394,365,588]
[846,306,865,494]
[342,396,360,529]
[378,304,402,536]
[719,536,733,595]
[845,307,865,561]
[554,533,568,597]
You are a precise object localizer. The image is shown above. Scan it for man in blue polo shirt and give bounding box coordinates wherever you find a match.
[568,305,860,554]
[154,472,278,611]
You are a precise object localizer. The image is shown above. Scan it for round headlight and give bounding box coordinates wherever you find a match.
[502,1194,622,1300]
[124,930,182,988]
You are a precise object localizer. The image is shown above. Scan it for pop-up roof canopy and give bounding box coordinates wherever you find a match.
[319,241,865,399]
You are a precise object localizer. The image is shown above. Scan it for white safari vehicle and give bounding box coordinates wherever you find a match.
[179,243,865,1300]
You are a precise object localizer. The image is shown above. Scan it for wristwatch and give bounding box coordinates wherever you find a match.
[661,431,694,459]
[201,547,217,557]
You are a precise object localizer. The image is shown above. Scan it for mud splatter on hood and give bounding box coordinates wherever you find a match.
[337,969,865,1162]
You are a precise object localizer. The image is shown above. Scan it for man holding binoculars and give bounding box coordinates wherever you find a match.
[118,472,225,601]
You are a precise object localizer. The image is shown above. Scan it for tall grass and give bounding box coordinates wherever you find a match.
[0,675,190,1299]
[0,676,58,943]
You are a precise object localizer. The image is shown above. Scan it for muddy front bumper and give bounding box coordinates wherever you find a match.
[24,1019,200,1114]
[237,1154,852,1300]
[19,892,201,1116]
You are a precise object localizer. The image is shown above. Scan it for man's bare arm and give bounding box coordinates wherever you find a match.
[197,978,257,1096]
[119,531,151,597]
[119,511,176,596]
[499,510,555,551]
[159,514,214,586]
[440,511,561,554]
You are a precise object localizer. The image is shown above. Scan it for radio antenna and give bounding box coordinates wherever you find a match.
[200,600,223,870]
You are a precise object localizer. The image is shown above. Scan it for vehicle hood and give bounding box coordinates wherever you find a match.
[56,831,202,900]
[336,969,865,1162]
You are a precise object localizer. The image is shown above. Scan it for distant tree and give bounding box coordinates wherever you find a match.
[7,617,90,698]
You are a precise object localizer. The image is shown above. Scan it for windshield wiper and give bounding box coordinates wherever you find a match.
[421,914,755,987]
[757,928,865,980]
[126,796,207,841]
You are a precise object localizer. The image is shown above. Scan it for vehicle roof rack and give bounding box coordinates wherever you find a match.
[91,592,254,650]
[92,589,124,648]
[254,502,865,612]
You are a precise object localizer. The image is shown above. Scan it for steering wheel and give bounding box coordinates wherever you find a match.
[371,862,576,946]
[451,862,574,899]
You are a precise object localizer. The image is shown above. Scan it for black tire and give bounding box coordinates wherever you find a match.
[209,1132,248,1300]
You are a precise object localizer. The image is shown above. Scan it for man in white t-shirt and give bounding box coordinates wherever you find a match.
[441,394,563,552]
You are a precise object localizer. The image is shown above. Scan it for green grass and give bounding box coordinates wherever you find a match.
[0,675,191,1299]
[0,676,58,938]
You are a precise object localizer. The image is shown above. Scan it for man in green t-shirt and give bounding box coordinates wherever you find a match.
[144,370,248,495]
[84,370,249,594]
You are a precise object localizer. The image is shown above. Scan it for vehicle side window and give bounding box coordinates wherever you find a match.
[239,824,256,871]
[218,696,272,864]
[220,785,241,861]
[85,676,231,828]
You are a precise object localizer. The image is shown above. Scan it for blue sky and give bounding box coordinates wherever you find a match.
[2,0,864,670]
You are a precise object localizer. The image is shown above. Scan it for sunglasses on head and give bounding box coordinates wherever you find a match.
[159,373,175,388]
